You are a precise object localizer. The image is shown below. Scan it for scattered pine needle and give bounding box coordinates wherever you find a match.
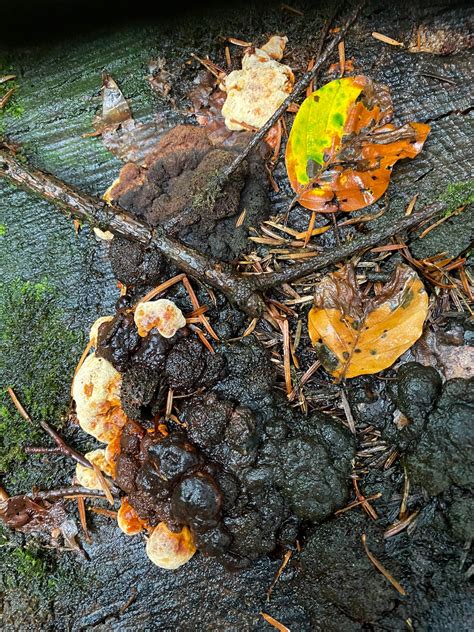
[267,550,292,600]
[136,273,186,306]
[304,211,317,247]
[226,36,252,47]
[242,317,258,337]
[419,205,465,238]
[0,87,16,109]
[89,507,118,519]
[281,3,303,16]
[92,463,114,506]
[338,40,346,77]
[371,32,404,47]
[340,389,356,435]
[353,479,378,520]
[384,510,420,538]
[0,74,16,84]
[225,46,232,69]
[189,324,215,354]
[361,533,407,596]
[306,58,315,97]
[183,276,219,341]
[71,339,93,396]
[405,193,419,216]
[335,492,382,515]
[260,612,290,632]
[236,208,247,227]
[294,224,331,240]
[77,496,92,543]
[7,387,31,420]
[400,464,410,519]
[280,318,293,396]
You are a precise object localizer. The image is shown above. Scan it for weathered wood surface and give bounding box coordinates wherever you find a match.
[0,2,472,630]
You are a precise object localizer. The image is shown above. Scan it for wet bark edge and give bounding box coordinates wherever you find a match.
[0,146,446,315]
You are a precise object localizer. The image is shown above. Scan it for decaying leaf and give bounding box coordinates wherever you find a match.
[92,73,169,166]
[408,25,473,55]
[94,74,132,133]
[308,264,429,379]
[221,36,294,131]
[285,76,430,212]
[0,495,76,544]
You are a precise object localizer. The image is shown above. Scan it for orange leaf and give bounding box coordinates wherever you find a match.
[308,264,428,379]
[285,76,430,213]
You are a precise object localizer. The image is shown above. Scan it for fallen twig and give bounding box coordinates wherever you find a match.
[0,146,447,314]
[215,1,365,189]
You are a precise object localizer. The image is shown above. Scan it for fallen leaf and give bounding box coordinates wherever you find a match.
[412,328,473,380]
[285,76,430,212]
[308,264,429,379]
[92,73,169,166]
[221,37,294,131]
[148,58,171,97]
[408,25,473,55]
[94,74,132,132]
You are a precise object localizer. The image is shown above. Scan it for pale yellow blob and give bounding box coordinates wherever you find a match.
[134,299,186,338]
[221,36,294,131]
[117,498,146,535]
[146,522,196,570]
[75,448,114,490]
[93,227,114,241]
[72,353,127,443]
[89,316,113,347]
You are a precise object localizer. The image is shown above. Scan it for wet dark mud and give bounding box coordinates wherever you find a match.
[1,0,473,630]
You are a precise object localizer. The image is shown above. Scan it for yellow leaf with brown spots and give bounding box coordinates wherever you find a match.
[308,264,428,379]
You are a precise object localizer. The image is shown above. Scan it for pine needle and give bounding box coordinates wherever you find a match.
[361,533,407,595]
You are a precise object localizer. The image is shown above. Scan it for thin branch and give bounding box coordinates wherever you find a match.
[7,387,92,469]
[254,201,445,289]
[0,145,263,316]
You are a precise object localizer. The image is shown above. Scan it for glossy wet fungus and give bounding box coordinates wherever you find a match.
[87,305,356,569]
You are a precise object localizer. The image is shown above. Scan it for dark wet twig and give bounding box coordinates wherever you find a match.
[7,387,93,469]
[253,200,446,290]
[25,486,111,501]
[215,1,366,188]
[0,145,264,316]
[0,146,446,313]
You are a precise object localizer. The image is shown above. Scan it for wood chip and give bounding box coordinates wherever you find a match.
[361,533,407,595]
[260,612,290,632]
[371,32,404,47]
